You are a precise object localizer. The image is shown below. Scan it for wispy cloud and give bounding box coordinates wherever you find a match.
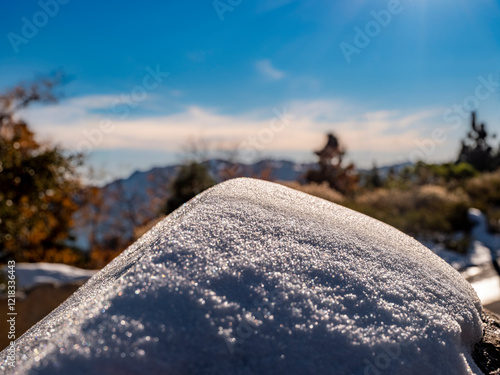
[21,94,447,167]
[66,95,121,109]
[16,95,122,128]
[255,59,285,80]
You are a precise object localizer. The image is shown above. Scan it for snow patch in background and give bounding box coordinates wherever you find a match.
[426,241,492,271]
[425,208,500,308]
[471,276,500,306]
[2,263,97,290]
[0,178,484,374]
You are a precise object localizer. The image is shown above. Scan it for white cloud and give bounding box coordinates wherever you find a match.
[66,95,121,109]
[21,94,451,168]
[17,94,122,128]
[255,59,285,80]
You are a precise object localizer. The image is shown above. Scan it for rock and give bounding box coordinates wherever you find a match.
[473,309,500,374]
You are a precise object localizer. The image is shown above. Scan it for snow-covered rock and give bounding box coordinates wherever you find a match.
[0,178,484,374]
[2,263,97,290]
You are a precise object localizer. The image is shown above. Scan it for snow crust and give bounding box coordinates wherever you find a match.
[0,178,484,374]
[2,263,96,290]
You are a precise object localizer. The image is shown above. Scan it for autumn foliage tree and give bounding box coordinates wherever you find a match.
[0,76,83,263]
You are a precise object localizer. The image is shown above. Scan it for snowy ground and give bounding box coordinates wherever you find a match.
[425,243,500,309]
[470,275,500,306]
[423,208,500,312]
[0,179,485,374]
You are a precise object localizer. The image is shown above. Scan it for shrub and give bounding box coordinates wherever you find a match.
[281,182,344,204]
[345,185,471,236]
[163,161,215,215]
[464,169,500,232]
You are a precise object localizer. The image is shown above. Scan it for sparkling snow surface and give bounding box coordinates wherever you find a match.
[0,178,484,374]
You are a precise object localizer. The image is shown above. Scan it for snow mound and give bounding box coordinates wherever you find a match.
[2,263,97,290]
[0,178,484,374]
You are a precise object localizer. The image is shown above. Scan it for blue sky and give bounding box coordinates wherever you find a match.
[1,0,499,181]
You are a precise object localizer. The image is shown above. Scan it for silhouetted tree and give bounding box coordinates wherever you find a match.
[305,133,358,195]
[457,111,500,172]
[314,133,345,166]
[163,161,215,215]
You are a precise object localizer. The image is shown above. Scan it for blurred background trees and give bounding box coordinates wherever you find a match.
[162,161,215,215]
[1,75,500,269]
[0,76,84,263]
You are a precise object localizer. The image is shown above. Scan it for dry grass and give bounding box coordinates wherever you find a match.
[465,169,500,205]
[279,181,344,204]
[348,185,470,235]
[356,185,469,210]
[465,170,500,231]
[284,182,470,236]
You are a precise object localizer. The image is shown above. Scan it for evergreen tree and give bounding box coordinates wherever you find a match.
[163,161,215,215]
[364,163,383,189]
[457,111,500,172]
[304,133,358,195]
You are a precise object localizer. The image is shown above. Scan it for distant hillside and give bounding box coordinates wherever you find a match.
[357,162,413,178]
[70,159,413,251]
[70,159,316,251]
